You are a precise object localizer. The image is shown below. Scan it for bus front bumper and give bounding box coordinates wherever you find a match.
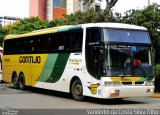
[101,85,154,99]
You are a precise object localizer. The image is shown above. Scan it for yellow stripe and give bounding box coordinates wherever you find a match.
[4,25,73,40]
[111,77,141,82]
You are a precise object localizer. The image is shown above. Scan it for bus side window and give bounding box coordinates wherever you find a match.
[29,39,34,52]
[57,33,65,51]
[85,28,102,79]
[4,40,14,54]
[65,29,83,52]
[86,28,102,43]
[50,34,58,51]
[20,39,24,52]
[74,30,83,50]
[34,38,41,52]
[66,32,74,51]
[42,36,50,51]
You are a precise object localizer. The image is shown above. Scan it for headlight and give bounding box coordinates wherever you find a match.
[145,81,154,85]
[104,81,122,86]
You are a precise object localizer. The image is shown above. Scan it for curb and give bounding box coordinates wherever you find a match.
[150,93,160,98]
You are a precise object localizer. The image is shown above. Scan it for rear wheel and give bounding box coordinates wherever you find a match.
[71,79,84,101]
[18,73,25,90]
[12,73,18,89]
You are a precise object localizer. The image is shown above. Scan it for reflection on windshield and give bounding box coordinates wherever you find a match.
[104,29,151,44]
[106,45,153,77]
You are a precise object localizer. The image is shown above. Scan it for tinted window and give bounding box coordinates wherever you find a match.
[104,29,151,44]
[3,29,83,54]
[86,28,102,43]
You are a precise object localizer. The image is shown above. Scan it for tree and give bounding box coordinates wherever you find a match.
[3,17,49,35]
[52,8,116,26]
[106,0,118,9]
[121,5,160,63]
[0,24,5,46]
[0,17,50,46]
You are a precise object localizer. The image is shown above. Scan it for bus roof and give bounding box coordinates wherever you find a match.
[80,23,147,30]
[4,23,147,40]
[4,25,80,40]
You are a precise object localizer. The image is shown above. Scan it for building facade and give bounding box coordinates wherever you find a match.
[29,0,101,20]
[0,16,19,27]
[29,0,46,20]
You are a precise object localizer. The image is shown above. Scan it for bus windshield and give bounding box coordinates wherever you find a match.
[103,28,151,44]
[85,27,153,79]
[105,45,153,77]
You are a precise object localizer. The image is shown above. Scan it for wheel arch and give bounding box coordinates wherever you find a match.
[69,76,82,93]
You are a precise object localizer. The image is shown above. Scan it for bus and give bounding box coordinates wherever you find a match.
[2,23,154,101]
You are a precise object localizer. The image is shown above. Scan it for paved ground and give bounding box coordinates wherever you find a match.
[0,82,160,109]
[0,63,2,81]
[1,82,160,115]
[0,74,2,82]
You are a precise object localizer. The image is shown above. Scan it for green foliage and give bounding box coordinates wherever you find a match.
[154,65,160,77]
[6,17,49,34]
[0,24,4,39]
[0,24,5,46]
[154,65,160,92]
[0,17,50,46]
[121,5,160,63]
[53,8,115,26]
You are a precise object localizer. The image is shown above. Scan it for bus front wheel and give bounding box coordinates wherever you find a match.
[18,73,25,90]
[71,79,84,101]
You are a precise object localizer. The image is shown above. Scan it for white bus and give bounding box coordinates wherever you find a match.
[2,23,154,101]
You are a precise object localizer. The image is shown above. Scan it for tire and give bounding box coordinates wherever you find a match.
[113,98,123,101]
[18,74,25,90]
[71,79,84,101]
[13,74,18,89]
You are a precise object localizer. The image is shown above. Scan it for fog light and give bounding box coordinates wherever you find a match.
[110,90,120,97]
[147,89,153,92]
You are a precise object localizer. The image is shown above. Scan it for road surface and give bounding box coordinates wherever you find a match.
[0,82,160,115]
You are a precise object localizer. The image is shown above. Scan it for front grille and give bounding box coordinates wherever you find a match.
[122,82,132,85]
[135,82,144,85]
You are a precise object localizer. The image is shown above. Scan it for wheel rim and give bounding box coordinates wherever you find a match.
[13,77,17,86]
[75,84,82,96]
[19,78,23,88]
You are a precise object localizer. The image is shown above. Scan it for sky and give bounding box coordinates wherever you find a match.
[0,0,29,18]
[0,0,160,18]
[113,0,160,14]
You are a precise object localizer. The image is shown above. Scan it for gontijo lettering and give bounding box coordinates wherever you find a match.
[19,56,41,63]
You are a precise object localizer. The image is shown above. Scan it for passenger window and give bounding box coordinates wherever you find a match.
[74,30,83,50]
[66,32,74,50]
[86,28,102,43]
